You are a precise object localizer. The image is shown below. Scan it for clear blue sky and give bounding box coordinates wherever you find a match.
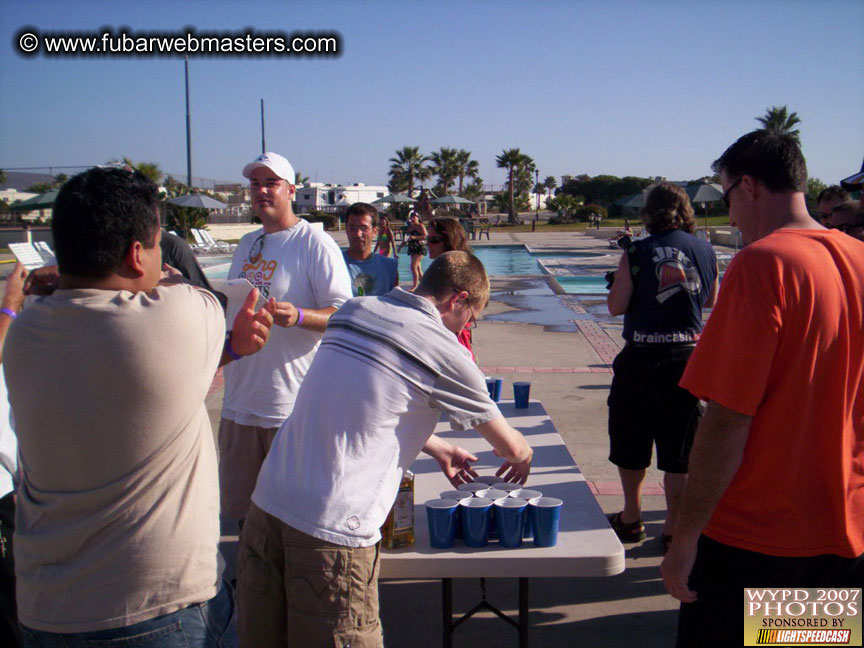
[1,0,862,188]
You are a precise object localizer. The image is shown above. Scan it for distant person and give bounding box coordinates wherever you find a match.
[373,214,398,258]
[661,130,864,647]
[399,212,427,290]
[0,263,26,648]
[427,217,476,358]
[606,182,718,553]
[236,251,533,648]
[839,157,864,206]
[814,185,849,226]
[4,166,273,645]
[342,202,398,297]
[830,200,864,241]
[160,229,226,307]
[219,152,352,525]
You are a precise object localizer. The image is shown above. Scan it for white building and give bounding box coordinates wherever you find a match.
[294,183,389,212]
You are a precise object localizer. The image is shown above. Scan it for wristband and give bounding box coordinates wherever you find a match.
[224,332,243,361]
[295,307,304,327]
[0,307,17,320]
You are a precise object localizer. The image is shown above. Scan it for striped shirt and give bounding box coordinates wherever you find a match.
[252,288,500,547]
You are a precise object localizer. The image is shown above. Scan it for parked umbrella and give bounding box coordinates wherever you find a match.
[9,190,59,213]
[167,194,227,209]
[166,194,227,240]
[429,195,475,205]
[686,181,724,230]
[372,193,417,221]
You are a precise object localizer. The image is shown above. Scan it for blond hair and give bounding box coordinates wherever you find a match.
[416,250,489,308]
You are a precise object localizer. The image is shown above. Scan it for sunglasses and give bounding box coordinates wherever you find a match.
[248,232,266,264]
[721,177,743,209]
[427,236,445,244]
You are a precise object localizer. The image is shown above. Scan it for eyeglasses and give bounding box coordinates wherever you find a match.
[467,306,479,330]
[721,177,743,209]
[427,236,445,244]
[248,232,266,263]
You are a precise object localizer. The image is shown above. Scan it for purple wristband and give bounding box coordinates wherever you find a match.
[296,307,304,326]
[224,332,242,361]
[0,307,17,320]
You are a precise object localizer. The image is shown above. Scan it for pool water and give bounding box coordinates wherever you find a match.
[553,275,609,295]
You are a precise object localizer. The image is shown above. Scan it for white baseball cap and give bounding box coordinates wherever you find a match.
[242,152,295,185]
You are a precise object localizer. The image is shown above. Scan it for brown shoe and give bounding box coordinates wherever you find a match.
[607,512,646,543]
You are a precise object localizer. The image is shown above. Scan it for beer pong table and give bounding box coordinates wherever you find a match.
[380,400,625,648]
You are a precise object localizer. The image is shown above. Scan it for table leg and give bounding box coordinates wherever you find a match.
[443,578,453,648]
[519,578,529,648]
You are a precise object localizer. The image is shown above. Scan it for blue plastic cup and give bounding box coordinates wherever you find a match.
[476,489,508,539]
[457,482,486,495]
[510,489,543,538]
[513,381,531,409]
[472,475,501,486]
[439,491,472,539]
[491,483,522,494]
[485,376,503,402]
[425,499,460,549]
[530,497,563,547]
[495,497,528,548]
[460,497,493,547]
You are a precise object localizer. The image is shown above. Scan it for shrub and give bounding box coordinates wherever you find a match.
[574,204,607,222]
[304,210,338,230]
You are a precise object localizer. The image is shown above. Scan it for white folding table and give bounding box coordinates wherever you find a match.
[380,400,625,647]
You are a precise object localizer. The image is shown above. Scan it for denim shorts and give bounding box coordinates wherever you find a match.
[20,582,236,648]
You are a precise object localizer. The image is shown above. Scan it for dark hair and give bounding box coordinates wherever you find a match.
[640,182,695,234]
[429,217,471,253]
[832,200,863,222]
[345,202,379,227]
[712,129,807,193]
[52,167,160,278]
[416,250,489,308]
[816,185,850,205]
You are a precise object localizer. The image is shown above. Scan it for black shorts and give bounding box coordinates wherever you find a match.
[677,535,864,648]
[607,343,701,473]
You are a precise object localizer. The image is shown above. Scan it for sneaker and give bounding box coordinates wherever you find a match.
[607,511,647,543]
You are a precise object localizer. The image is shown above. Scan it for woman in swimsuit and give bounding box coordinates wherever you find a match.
[402,213,427,290]
[374,216,398,258]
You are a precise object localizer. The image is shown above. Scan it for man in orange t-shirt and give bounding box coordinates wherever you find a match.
[660,130,864,648]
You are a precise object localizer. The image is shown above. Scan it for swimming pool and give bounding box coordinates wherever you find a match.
[552,275,609,295]
[203,245,552,281]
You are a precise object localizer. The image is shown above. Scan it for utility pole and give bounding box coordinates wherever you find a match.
[260,99,266,153]
[533,168,539,232]
[184,57,192,190]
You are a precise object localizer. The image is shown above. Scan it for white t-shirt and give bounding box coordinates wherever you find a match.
[221,219,352,428]
[252,288,501,547]
[0,371,16,498]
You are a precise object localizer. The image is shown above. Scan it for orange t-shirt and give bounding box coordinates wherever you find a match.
[680,229,864,558]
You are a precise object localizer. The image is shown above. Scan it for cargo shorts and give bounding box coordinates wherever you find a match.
[236,503,383,648]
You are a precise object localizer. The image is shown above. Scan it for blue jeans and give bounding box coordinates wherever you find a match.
[20,582,236,647]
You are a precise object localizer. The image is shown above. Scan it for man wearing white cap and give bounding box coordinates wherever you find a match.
[218,152,352,523]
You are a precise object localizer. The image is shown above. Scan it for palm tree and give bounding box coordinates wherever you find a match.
[123,158,163,185]
[53,173,69,188]
[543,176,557,201]
[388,146,430,198]
[429,147,460,196]
[294,170,310,186]
[454,149,480,195]
[0,169,6,186]
[756,105,801,141]
[496,148,525,223]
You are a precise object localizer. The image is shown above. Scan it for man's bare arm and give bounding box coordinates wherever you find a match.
[607,252,632,316]
[423,435,479,487]
[474,416,533,484]
[268,300,337,333]
[661,401,752,602]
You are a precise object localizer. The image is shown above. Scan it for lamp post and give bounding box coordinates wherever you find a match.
[533,168,539,232]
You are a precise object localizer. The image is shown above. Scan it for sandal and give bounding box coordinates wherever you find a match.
[607,511,646,543]
[661,534,673,555]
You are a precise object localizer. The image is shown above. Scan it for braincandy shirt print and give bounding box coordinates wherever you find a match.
[652,246,702,304]
[239,258,278,300]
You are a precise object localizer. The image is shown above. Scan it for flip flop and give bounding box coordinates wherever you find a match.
[607,511,646,542]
